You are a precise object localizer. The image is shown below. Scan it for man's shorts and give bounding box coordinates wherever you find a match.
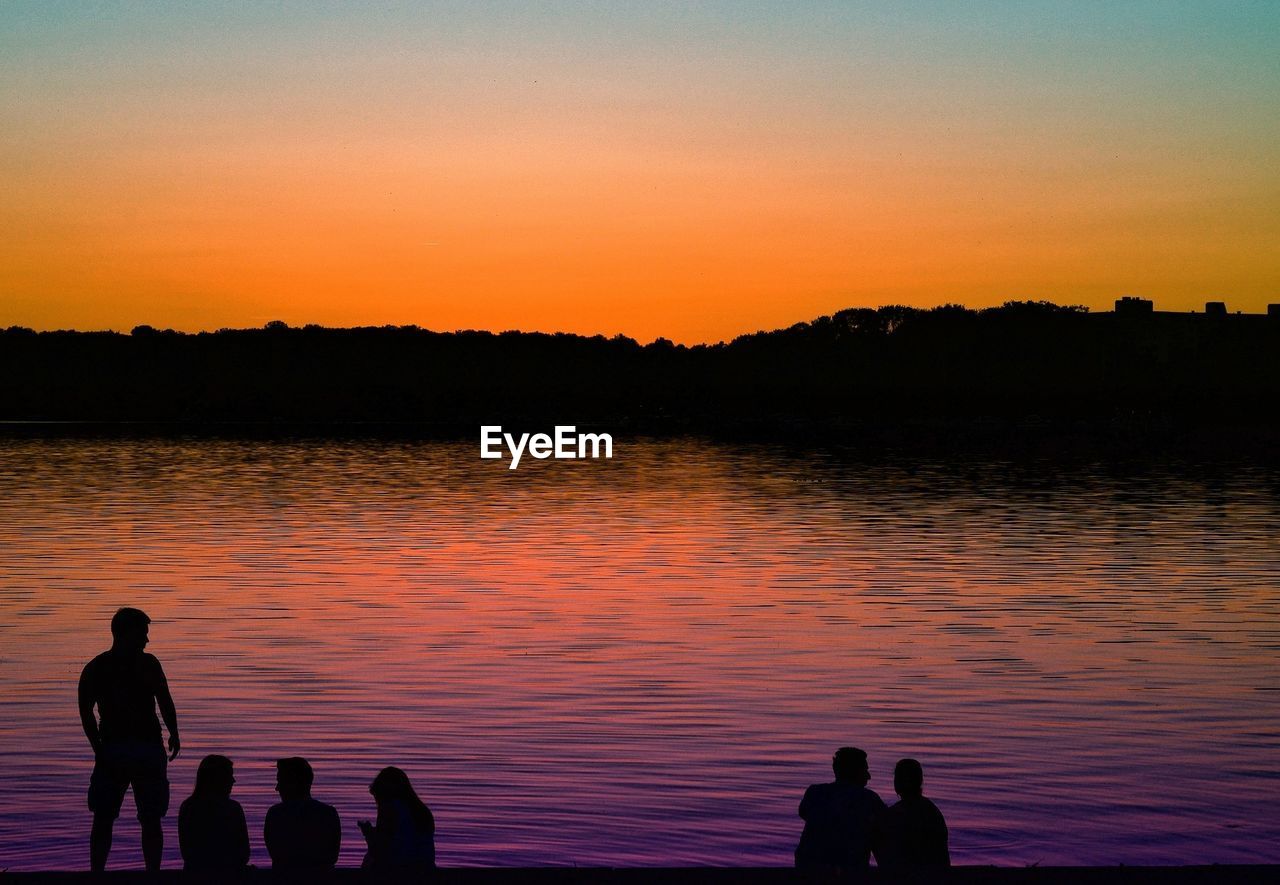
[87,740,169,820]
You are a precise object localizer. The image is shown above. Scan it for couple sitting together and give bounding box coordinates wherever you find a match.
[796,746,949,872]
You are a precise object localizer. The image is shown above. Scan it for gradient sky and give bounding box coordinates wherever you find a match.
[2,1,1278,343]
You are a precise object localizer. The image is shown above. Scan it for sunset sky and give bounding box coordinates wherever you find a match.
[2,1,1277,343]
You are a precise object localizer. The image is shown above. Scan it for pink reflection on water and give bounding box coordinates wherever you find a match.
[0,438,1278,870]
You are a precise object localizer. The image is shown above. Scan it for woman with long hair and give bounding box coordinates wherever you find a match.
[359,766,435,871]
[178,754,250,871]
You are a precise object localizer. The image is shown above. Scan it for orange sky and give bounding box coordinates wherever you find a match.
[3,3,1278,343]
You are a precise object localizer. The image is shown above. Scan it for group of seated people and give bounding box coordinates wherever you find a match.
[182,746,941,874]
[178,756,434,874]
[796,747,949,871]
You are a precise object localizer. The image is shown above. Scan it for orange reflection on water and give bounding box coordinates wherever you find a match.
[0,438,1278,870]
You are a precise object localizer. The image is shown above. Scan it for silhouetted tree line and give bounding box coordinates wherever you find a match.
[2,302,1278,426]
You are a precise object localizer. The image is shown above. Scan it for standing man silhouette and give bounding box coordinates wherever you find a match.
[78,607,181,871]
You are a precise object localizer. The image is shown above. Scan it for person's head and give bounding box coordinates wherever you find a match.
[276,757,314,801]
[369,766,415,805]
[832,747,870,785]
[370,766,432,831]
[110,607,151,652]
[894,758,924,798]
[193,754,235,800]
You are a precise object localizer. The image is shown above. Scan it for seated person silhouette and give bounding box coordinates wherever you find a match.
[79,606,181,872]
[795,746,887,870]
[264,756,342,872]
[178,754,250,872]
[359,766,435,872]
[875,758,950,868]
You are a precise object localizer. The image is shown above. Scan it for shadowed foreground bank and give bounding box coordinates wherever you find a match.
[2,867,1277,885]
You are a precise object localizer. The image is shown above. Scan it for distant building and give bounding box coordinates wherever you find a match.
[1205,301,1227,317]
[1115,297,1153,316]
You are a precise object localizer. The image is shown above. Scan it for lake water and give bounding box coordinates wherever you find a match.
[0,436,1277,871]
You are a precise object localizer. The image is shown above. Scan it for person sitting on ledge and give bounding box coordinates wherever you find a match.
[795,746,887,871]
[264,756,342,872]
[359,766,435,873]
[875,757,950,869]
[178,754,250,872]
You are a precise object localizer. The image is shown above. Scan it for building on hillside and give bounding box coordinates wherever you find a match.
[1115,297,1153,316]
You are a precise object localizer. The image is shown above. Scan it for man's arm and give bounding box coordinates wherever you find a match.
[869,802,888,866]
[325,805,342,867]
[232,802,251,868]
[931,803,950,866]
[153,660,181,760]
[263,806,279,865]
[866,791,890,866]
[78,665,101,753]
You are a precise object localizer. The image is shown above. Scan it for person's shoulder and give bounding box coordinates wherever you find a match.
[317,799,342,825]
[297,797,337,815]
[81,650,112,675]
[863,787,887,807]
[882,796,907,817]
[800,781,829,807]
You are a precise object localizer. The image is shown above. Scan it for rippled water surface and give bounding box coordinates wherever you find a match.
[1,437,1278,870]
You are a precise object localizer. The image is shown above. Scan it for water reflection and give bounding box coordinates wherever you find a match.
[0,437,1277,870]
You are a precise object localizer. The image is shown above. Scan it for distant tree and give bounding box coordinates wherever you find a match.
[985,300,1089,316]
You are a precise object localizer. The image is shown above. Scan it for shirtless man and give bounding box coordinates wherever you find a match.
[78,607,181,871]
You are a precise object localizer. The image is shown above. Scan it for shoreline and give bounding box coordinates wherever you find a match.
[2,417,1280,458]
[3,867,1278,884]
